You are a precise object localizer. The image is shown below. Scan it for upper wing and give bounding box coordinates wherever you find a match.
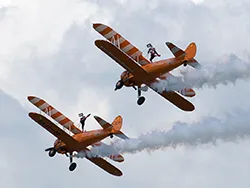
[95,39,154,83]
[85,154,123,176]
[93,23,150,66]
[28,96,82,134]
[29,112,80,149]
[148,88,195,111]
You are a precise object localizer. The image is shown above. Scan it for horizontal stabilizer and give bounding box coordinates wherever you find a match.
[187,59,201,69]
[166,42,186,59]
[94,116,112,129]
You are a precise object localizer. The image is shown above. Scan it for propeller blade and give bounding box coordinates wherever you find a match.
[45,147,54,152]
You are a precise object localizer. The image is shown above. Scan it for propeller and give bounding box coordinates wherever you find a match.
[45,147,54,152]
[114,80,124,91]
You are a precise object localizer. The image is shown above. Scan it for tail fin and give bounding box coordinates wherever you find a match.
[94,115,122,134]
[111,115,122,133]
[112,116,129,139]
[94,115,129,138]
[184,42,196,60]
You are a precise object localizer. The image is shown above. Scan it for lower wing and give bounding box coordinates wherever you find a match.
[86,156,123,176]
[148,88,195,111]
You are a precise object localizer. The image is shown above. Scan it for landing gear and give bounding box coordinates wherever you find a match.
[183,60,188,67]
[48,149,56,157]
[110,133,114,138]
[137,96,145,105]
[69,153,77,171]
[69,162,77,171]
[137,86,146,105]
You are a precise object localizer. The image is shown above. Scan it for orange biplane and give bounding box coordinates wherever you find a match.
[93,23,201,111]
[28,96,128,176]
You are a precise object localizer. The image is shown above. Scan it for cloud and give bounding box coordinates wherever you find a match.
[0,0,250,187]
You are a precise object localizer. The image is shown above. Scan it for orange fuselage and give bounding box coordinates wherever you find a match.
[55,128,112,154]
[122,58,184,86]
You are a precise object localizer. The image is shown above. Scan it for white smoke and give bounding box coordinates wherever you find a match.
[151,53,250,92]
[75,110,250,159]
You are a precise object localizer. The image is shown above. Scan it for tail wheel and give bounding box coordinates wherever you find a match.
[137,96,145,105]
[48,149,56,157]
[110,134,114,138]
[69,162,77,171]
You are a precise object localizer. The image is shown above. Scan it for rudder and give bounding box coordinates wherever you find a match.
[184,42,196,60]
[111,115,122,133]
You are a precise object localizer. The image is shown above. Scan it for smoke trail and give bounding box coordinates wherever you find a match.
[151,53,250,92]
[75,110,250,159]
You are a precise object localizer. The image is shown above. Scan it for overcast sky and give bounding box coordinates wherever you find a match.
[1,0,250,187]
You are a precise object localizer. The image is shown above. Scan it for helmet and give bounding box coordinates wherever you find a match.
[78,113,84,117]
[147,43,152,48]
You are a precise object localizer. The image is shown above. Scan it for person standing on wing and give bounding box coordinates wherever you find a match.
[147,43,161,62]
[79,113,90,132]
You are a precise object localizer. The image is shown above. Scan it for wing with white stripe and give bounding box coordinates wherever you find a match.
[93,23,150,66]
[27,96,82,134]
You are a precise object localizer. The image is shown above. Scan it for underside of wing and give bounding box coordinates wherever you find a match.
[93,23,150,66]
[86,156,123,176]
[148,87,195,111]
[29,112,80,149]
[28,96,82,134]
[95,39,154,83]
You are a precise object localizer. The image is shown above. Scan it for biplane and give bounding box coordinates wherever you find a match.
[93,23,201,111]
[27,96,129,176]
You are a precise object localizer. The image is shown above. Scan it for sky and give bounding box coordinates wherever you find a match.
[1,0,250,187]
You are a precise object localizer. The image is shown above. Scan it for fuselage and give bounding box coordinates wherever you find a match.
[55,128,112,154]
[121,57,185,87]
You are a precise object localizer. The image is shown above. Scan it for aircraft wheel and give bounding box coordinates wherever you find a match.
[110,134,114,138]
[48,149,56,157]
[137,96,145,105]
[69,162,77,171]
[183,63,187,67]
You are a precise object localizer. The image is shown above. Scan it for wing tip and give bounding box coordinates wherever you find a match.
[93,23,101,29]
[27,95,36,101]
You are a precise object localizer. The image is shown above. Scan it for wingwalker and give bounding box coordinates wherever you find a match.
[27,96,129,176]
[93,23,201,111]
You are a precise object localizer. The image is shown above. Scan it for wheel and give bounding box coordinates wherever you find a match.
[183,60,188,67]
[110,134,114,138]
[137,96,145,105]
[48,149,56,157]
[69,162,77,171]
